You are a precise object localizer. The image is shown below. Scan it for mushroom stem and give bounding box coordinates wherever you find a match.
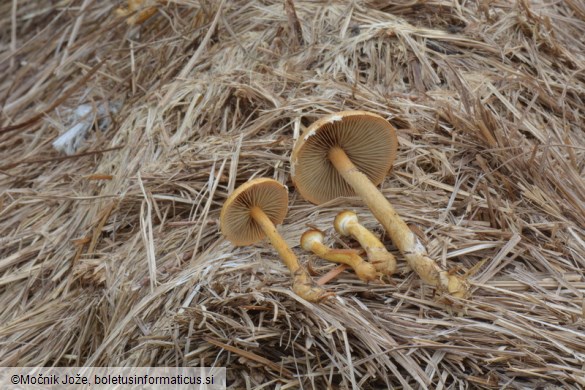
[250,206,301,273]
[250,206,331,301]
[301,230,378,282]
[328,147,468,297]
[334,211,397,276]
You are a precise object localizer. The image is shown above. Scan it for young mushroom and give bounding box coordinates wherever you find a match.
[291,111,468,298]
[220,178,332,302]
[334,210,396,276]
[300,230,378,283]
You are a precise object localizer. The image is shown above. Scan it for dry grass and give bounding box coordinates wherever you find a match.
[1,0,584,388]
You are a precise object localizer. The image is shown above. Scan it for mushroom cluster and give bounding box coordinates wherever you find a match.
[220,111,468,303]
[291,111,468,298]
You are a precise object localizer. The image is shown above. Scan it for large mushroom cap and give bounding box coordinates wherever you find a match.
[220,178,289,246]
[291,111,398,204]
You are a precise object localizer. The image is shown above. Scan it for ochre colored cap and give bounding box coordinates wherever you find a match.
[220,178,288,246]
[334,210,358,236]
[291,111,398,204]
[300,230,325,251]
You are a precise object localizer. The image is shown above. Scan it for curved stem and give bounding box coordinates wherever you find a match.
[250,206,333,301]
[309,243,361,265]
[312,244,377,280]
[302,233,377,282]
[338,212,396,275]
[328,147,468,297]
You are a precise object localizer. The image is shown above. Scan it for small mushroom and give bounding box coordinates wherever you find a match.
[334,210,396,276]
[300,230,378,282]
[220,178,331,302]
[291,111,468,298]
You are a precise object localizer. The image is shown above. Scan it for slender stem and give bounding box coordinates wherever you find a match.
[347,222,380,250]
[250,206,300,273]
[345,220,397,275]
[309,242,361,265]
[306,240,377,282]
[328,147,468,297]
[328,147,414,252]
[250,207,334,302]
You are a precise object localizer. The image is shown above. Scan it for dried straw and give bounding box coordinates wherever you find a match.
[1,0,584,388]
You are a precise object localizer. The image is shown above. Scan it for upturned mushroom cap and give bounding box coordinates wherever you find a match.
[220,178,289,246]
[291,111,398,204]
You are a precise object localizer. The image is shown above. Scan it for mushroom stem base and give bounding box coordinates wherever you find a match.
[328,147,468,297]
[292,270,335,302]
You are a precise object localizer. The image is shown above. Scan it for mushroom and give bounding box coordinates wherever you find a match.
[291,111,468,298]
[334,210,396,276]
[300,230,378,282]
[220,178,332,302]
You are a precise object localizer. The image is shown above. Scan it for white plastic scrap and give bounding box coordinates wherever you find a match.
[52,101,121,155]
[303,129,317,141]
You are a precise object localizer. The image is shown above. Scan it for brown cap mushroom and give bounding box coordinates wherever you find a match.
[220,178,289,246]
[291,111,468,298]
[291,111,398,204]
[220,178,332,302]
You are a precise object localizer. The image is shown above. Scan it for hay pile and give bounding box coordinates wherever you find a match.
[1,0,584,388]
